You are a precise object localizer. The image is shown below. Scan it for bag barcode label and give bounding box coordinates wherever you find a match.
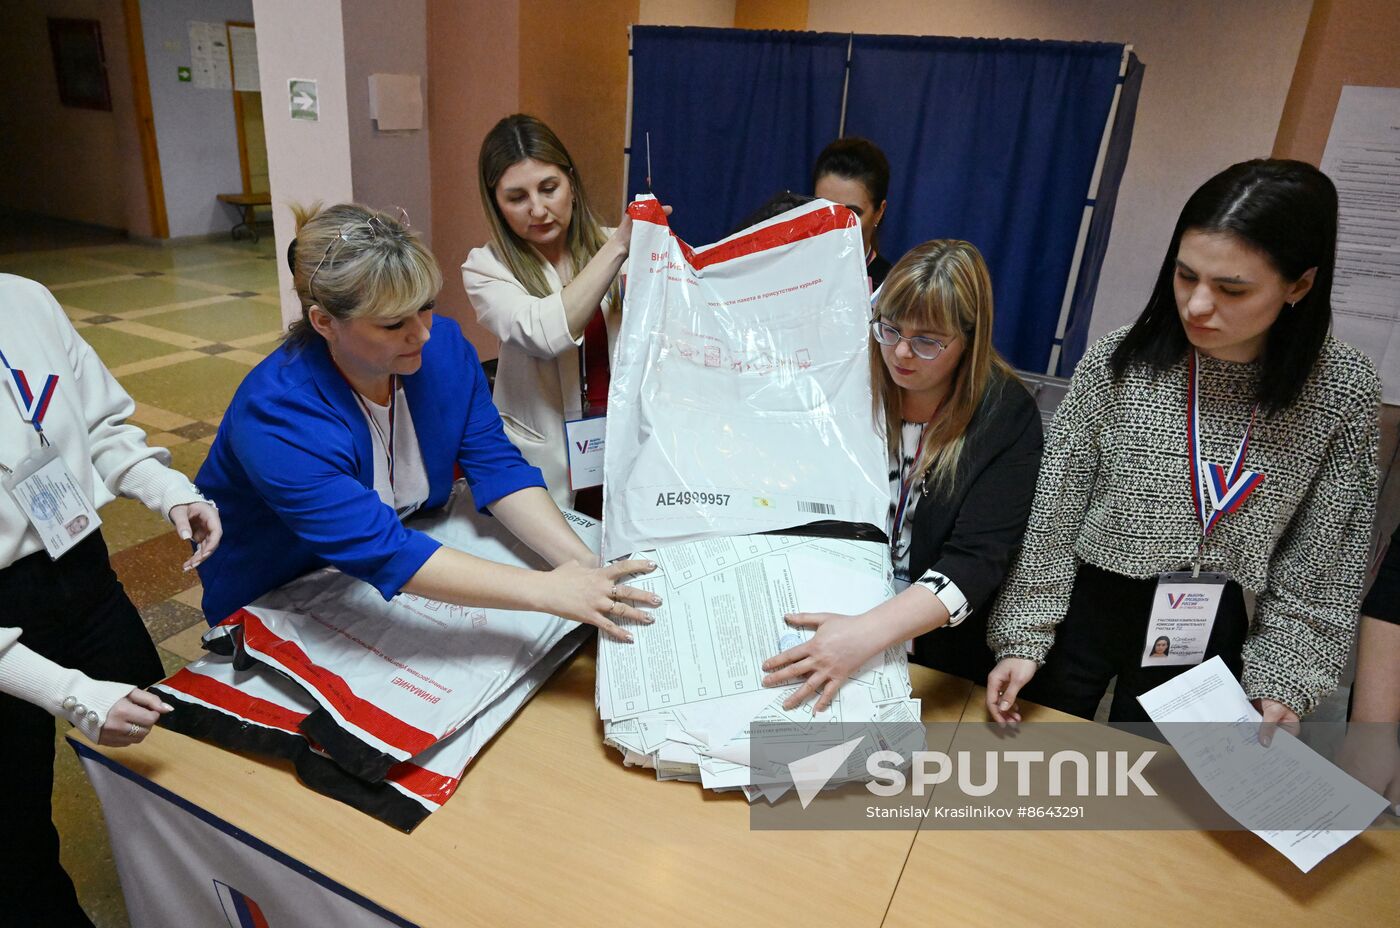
[797,500,835,515]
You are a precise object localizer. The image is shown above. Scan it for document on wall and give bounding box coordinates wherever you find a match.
[1319,85,1400,403]
[188,21,233,91]
[1138,658,1388,873]
[228,25,260,93]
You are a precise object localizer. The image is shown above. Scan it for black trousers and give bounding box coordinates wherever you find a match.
[0,532,164,928]
[1023,562,1249,725]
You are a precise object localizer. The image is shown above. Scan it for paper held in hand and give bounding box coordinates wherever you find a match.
[1137,657,1389,873]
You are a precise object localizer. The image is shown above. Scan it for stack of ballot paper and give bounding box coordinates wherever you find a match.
[596,533,923,802]
[152,488,595,831]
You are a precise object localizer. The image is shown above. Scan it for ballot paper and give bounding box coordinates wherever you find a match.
[1138,658,1389,872]
[222,490,595,782]
[597,534,921,800]
[601,196,889,560]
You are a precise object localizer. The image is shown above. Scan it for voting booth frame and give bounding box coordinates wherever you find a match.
[621,26,1143,376]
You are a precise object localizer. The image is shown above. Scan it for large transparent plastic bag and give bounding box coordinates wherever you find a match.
[602,196,889,559]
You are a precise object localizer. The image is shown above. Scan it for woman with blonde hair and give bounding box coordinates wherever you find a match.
[761,240,1043,707]
[196,203,658,641]
[463,114,634,516]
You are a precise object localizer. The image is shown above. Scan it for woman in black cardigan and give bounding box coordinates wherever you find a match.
[762,240,1042,708]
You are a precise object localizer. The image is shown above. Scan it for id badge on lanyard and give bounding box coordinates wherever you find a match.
[0,349,101,559]
[1145,351,1264,668]
[567,309,608,491]
[564,415,605,491]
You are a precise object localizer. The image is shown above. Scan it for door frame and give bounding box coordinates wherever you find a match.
[121,0,168,238]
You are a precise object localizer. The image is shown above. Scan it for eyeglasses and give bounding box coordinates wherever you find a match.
[870,318,955,361]
[308,207,410,305]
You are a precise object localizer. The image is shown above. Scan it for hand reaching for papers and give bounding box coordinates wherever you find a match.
[542,558,660,643]
[760,611,883,712]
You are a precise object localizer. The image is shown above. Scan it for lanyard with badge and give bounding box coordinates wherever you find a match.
[564,306,609,492]
[1143,351,1265,667]
[354,374,399,489]
[0,346,102,559]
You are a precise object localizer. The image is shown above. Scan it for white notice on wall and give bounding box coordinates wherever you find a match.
[228,25,259,93]
[1319,85,1400,403]
[187,21,232,91]
[367,73,423,131]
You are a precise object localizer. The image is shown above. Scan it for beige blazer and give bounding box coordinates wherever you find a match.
[461,239,619,509]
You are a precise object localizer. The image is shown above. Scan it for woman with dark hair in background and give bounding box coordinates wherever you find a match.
[463,115,631,516]
[761,241,1041,708]
[196,203,657,643]
[986,160,1380,734]
[813,137,893,289]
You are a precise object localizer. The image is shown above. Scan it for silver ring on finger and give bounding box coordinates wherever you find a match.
[610,599,624,617]
[127,722,143,737]
[610,584,619,601]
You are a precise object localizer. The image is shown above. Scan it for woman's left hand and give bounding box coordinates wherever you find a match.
[170,501,222,571]
[1252,698,1301,747]
[761,612,882,712]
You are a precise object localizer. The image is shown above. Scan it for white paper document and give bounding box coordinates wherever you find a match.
[1138,658,1388,872]
[367,73,423,130]
[597,534,921,800]
[1319,85,1400,402]
[188,21,232,91]
[228,25,259,93]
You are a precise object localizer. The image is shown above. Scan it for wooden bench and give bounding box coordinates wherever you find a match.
[216,192,272,242]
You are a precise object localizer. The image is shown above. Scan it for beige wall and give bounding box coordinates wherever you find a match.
[734,0,808,30]
[1274,0,1400,164]
[0,0,141,230]
[425,0,521,356]
[343,0,433,246]
[519,0,639,222]
[640,0,735,26]
[806,0,1313,346]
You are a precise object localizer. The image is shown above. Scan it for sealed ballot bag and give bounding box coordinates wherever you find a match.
[601,196,889,560]
[152,487,596,829]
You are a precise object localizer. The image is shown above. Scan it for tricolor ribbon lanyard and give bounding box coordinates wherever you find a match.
[890,417,937,562]
[1186,350,1264,576]
[354,374,398,492]
[0,345,57,449]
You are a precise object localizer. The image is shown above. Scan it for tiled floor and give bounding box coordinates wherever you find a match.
[1,233,282,928]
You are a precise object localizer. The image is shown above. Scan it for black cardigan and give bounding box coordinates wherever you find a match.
[908,367,1044,683]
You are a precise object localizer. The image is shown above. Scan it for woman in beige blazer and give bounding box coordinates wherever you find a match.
[462,114,632,515]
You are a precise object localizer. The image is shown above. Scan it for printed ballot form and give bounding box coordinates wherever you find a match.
[1138,658,1389,872]
[597,534,921,797]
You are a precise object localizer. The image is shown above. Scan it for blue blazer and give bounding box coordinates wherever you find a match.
[195,316,544,623]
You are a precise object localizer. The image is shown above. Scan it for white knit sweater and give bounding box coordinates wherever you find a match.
[0,274,202,737]
[987,326,1380,715]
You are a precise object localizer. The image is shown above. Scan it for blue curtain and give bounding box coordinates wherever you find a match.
[843,36,1124,371]
[1058,52,1145,376]
[627,26,849,245]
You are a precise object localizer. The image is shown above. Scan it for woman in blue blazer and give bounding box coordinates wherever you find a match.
[196,204,656,640]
